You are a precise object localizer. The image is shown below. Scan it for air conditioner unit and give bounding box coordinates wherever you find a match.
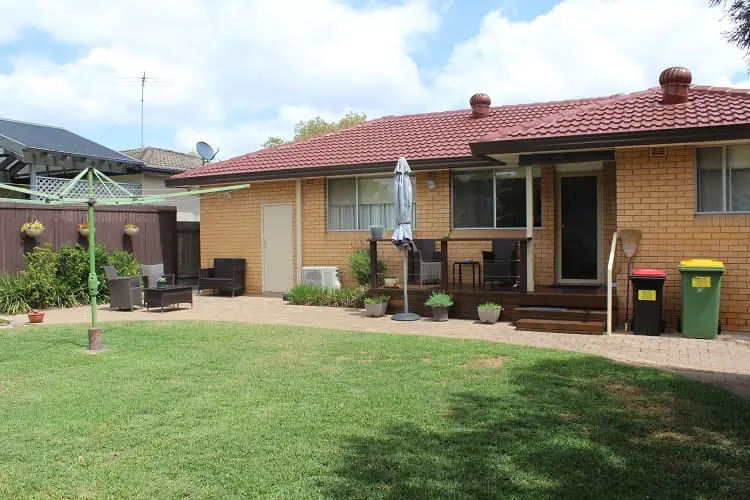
[302,266,341,289]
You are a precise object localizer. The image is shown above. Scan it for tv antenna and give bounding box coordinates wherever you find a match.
[196,141,219,165]
[115,72,176,147]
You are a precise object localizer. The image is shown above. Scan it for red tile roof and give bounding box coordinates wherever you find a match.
[479,86,750,142]
[171,85,750,182]
[170,96,611,181]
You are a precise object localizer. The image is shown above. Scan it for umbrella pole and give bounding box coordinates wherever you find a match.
[403,251,408,314]
[392,246,420,321]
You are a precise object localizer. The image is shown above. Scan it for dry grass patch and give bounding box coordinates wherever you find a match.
[460,356,511,368]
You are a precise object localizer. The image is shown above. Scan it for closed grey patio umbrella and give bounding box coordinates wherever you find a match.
[391,157,420,321]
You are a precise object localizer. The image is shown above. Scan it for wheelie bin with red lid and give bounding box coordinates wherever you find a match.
[629,268,667,336]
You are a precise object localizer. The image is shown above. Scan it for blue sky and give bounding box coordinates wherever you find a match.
[0,0,746,159]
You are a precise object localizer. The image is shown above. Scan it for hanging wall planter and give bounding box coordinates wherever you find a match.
[124,224,139,237]
[78,223,90,238]
[21,220,45,238]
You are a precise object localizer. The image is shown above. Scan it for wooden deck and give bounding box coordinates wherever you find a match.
[370,283,613,322]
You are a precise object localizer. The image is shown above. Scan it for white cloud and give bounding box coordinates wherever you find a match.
[0,0,440,156]
[0,0,748,159]
[432,0,748,108]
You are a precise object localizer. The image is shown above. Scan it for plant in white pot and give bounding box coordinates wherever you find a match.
[364,295,389,317]
[21,220,45,238]
[78,222,90,237]
[425,292,453,322]
[124,223,139,237]
[477,302,503,324]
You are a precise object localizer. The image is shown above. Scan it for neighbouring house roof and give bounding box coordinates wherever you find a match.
[0,117,141,166]
[122,146,203,174]
[168,69,750,186]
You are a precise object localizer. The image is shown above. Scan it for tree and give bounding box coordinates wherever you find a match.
[710,1,750,55]
[262,111,367,148]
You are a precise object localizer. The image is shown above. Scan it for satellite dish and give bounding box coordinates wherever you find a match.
[196,141,218,163]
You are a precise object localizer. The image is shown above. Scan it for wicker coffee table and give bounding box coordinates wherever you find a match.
[144,285,193,313]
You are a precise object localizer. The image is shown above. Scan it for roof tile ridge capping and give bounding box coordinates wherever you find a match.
[0,116,66,129]
[691,84,750,96]
[476,88,659,142]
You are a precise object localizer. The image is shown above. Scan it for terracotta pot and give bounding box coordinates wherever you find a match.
[365,302,388,317]
[124,227,139,237]
[28,311,45,324]
[477,307,502,324]
[24,227,43,238]
[432,306,449,322]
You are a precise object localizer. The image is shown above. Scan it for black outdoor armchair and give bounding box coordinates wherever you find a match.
[408,240,442,285]
[103,265,143,310]
[482,240,519,289]
[199,258,246,297]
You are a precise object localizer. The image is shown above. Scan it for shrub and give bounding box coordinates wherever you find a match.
[363,295,389,304]
[0,244,141,314]
[348,248,387,287]
[0,275,31,315]
[424,291,454,308]
[478,302,502,310]
[287,284,365,308]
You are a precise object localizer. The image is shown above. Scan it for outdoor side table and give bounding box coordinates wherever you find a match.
[144,285,194,313]
[453,261,481,289]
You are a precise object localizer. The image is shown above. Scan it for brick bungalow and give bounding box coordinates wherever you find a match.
[168,66,750,332]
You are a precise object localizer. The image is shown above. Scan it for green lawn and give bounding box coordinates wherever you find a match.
[0,322,748,499]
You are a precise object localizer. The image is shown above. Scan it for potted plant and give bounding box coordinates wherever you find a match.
[369,225,383,240]
[124,223,139,237]
[78,222,90,237]
[477,302,503,324]
[156,276,168,289]
[364,295,389,317]
[425,292,453,322]
[27,309,45,323]
[21,220,45,238]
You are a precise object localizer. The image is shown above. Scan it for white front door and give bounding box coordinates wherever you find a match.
[262,204,294,293]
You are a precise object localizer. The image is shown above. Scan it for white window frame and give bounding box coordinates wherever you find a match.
[696,144,750,214]
[450,166,542,230]
[325,174,416,232]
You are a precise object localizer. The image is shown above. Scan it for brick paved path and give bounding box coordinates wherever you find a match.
[5,296,749,398]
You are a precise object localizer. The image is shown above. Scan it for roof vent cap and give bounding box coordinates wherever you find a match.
[470,93,491,119]
[659,66,692,105]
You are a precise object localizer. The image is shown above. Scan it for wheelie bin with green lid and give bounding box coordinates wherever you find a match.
[678,259,725,339]
[629,268,667,336]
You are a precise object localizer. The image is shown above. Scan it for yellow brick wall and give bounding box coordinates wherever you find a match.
[200,181,297,295]
[615,145,750,332]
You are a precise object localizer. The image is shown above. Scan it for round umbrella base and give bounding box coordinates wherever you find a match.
[392,312,421,321]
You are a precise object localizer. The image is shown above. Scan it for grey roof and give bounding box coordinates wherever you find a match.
[0,117,141,165]
[121,146,203,173]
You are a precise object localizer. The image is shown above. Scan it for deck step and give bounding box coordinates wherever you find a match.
[514,306,606,322]
[515,318,606,335]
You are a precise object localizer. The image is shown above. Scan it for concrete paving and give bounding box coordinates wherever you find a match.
[4,295,750,398]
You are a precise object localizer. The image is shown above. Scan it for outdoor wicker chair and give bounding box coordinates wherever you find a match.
[482,240,519,289]
[199,258,245,297]
[103,265,143,310]
[409,240,442,285]
[141,263,175,289]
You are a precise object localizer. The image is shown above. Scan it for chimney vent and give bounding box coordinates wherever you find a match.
[470,93,491,118]
[659,66,692,105]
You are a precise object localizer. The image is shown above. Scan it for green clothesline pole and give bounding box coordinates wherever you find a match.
[87,168,102,350]
[0,168,249,352]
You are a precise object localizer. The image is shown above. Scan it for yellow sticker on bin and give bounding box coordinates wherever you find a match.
[680,259,724,268]
[638,289,656,301]
[692,276,711,288]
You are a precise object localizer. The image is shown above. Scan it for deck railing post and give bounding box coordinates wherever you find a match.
[440,239,449,290]
[369,239,378,289]
[518,239,528,293]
